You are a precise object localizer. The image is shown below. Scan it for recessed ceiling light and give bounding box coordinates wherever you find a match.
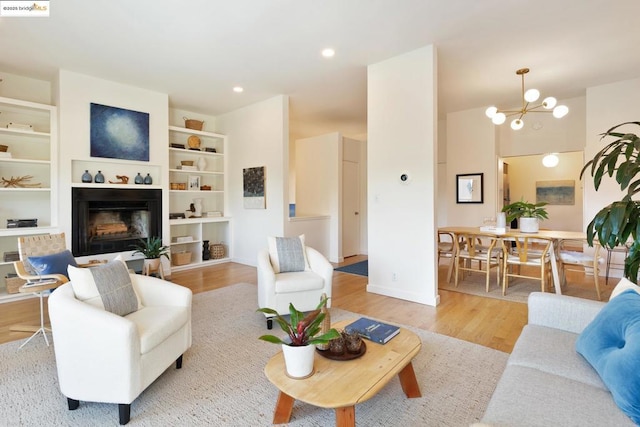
[233,86,244,93]
[321,48,335,58]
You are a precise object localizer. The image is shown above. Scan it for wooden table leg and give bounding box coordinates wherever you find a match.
[398,361,421,398]
[272,391,295,424]
[335,406,355,427]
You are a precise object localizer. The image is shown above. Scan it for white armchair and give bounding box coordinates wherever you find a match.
[48,273,192,425]
[257,245,333,329]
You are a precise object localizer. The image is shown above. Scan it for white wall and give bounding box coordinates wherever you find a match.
[56,70,169,263]
[504,152,584,231]
[367,45,438,306]
[445,107,498,225]
[295,132,341,261]
[217,95,289,266]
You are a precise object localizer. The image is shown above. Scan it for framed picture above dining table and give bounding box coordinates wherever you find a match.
[456,173,484,204]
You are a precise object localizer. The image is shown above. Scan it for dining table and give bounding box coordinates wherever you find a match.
[438,226,587,295]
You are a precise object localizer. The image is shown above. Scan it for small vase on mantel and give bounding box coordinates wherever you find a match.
[94,171,105,184]
[134,173,144,184]
[144,173,153,185]
[81,170,93,183]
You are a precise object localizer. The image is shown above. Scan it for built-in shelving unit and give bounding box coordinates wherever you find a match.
[168,126,230,271]
[0,96,58,301]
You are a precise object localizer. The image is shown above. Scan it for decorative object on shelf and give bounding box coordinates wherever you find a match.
[108,175,129,184]
[188,175,201,191]
[90,103,150,162]
[200,185,212,191]
[1,175,41,188]
[202,240,210,260]
[181,160,194,166]
[170,182,187,190]
[0,144,8,152]
[94,170,105,183]
[205,211,222,217]
[317,293,331,351]
[256,296,339,379]
[7,218,37,228]
[143,173,153,185]
[172,251,192,266]
[204,147,216,153]
[485,68,569,130]
[184,117,204,131]
[187,135,201,149]
[7,122,34,131]
[0,151,11,158]
[169,212,186,219]
[243,166,266,209]
[170,143,185,149]
[134,173,144,184]
[81,170,93,183]
[211,242,225,259]
[192,198,203,217]
[501,198,549,233]
[197,157,206,171]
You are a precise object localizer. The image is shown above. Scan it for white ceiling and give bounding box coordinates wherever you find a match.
[1,0,639,138]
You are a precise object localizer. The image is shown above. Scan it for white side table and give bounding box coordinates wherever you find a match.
[17,280,60,349]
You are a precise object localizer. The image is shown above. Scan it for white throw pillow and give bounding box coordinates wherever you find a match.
[610,277,640,301]
[267,234,310,273]
[69,255,142,312]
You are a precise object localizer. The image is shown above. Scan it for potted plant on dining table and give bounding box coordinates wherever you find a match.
[257,297,340,379]
[502,199,549,233]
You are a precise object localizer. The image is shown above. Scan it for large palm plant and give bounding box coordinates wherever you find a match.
[580,121,640,283]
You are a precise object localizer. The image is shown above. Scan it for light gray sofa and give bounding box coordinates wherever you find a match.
[481,292,635,426]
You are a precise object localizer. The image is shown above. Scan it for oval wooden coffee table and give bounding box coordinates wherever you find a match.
[264,319,422,426]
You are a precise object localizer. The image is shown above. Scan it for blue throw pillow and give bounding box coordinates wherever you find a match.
[27,250,78,276]
[576,289,640,424]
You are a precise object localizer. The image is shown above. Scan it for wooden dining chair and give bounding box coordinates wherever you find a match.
[438,231,456,283]
[558,239,603,300]
[454,232,501,292]
[501,234,552,295]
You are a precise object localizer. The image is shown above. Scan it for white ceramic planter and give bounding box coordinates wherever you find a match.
[520,217,539,233]
[281,343,316,379]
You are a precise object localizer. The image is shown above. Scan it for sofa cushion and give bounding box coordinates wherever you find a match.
[125,305,189,354]
[482,365,635,426]
[69,256,142,312]
[27,249,78,276]
[576,289,640,424]
[274,271,324,293]
[509,324,606,390]
[610,277,640,300]
[267,235,310,273]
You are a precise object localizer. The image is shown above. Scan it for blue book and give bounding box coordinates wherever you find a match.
[345,317,401,344]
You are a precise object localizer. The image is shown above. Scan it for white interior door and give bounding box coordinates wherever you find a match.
[342,160,360,257]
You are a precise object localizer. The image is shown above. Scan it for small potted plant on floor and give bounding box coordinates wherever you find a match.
[502,199,549,233]
[257,297,340,379]
[132,236,170,276]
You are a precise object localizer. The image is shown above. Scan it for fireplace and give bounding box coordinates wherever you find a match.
[72,188,162,257]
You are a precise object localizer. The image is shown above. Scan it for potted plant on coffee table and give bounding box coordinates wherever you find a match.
[132,236,170,278]
[257,297,340,379]
[580,121,640,283]
[502,199,549,233]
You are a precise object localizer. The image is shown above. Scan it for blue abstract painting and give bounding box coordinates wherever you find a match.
[536,180,575,205]
[90,103,149,161]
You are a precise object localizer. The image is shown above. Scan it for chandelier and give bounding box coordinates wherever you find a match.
[485,68,569,130]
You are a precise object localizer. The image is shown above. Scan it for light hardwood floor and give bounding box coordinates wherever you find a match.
[1,256,608,353]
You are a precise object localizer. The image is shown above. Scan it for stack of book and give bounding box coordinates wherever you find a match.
[204,211,222,218]
[344,317,401,344]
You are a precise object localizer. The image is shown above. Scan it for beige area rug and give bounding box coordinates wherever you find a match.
[438,264,610,304]
[1,283,508,426]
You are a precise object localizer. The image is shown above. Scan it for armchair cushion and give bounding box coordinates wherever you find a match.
[275,271,325,293]
[576,290,640,424]
[126,306,190,354]
[27,249,77,276]
[69,258,142,314]
[267,235,310,273]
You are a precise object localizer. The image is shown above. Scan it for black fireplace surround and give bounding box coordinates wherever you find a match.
[72,187,162,257]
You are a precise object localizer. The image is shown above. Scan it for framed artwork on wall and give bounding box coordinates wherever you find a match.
[456,173,484,204]
[536,180,575,205]
[243,166,266,209]
[90,103,150,162]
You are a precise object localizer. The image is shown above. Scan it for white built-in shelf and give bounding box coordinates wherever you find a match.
[0,127,50,138]
[71,183,163,190]
[168,126,225,139]
[0,187,50,192]
[0,158,50,165]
